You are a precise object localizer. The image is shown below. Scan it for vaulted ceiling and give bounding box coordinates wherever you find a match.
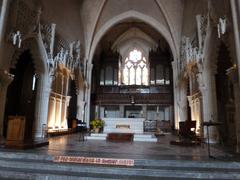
[80,0,185,62]
[37,0,230,65]
[94,21,170,62]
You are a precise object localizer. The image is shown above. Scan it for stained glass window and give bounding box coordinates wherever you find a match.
[122,49,148,85]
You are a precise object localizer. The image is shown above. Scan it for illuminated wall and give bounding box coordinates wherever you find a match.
[47,65,71,132]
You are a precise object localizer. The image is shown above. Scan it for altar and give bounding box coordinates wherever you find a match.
[102,118,144,134]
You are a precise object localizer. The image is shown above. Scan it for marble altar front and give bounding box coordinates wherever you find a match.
[102,118,144,133]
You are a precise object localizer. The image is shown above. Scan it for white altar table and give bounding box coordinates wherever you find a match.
[102,118,144,133]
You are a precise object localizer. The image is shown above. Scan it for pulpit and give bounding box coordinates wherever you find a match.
[6,116,25,142]
[5,116,49,149]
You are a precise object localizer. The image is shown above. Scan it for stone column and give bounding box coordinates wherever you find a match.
[178,81,188,123]
[0,0,12,72]
[77,99,85,121]
[57,73,64,129]
[85,63,93,128]
[0,0,11,56]
[231,0,240,84]
[119,105,124,118]
[94,105,99,119]
[172,61,181,129]
[34,74,51,138]
[142,105,147,119]
[233,84,240,152]
[199,67,219,143]
[227,68,240,152]
[169,105,174,128]
[0,70,14,139]
[85,88,91,128]
[62,96,70,129]
[230,0,240,151]
[61,74,69,129]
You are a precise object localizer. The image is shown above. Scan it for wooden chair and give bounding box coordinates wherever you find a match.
[179,120,196,140]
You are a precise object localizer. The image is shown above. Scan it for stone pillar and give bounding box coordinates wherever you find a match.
[164,107,169,120]
[57,73,64,129]
[61,74,70,129]
[178,81,188,123]
[230,0,240,151]
[0,70,14,139]
[172,61,181,129]
[168,105,173,128]
[142,105,147,119]
[94,105,99,119]
[227,68,240,152]
[0,0,11,61]
[76,83,85,121]
[85,63,93,128]
[233,84,240,152]
[119,105,124,118]
[77,98,85,121]
[231,0,240,85]
[85,87,91,128]
[199,67,219,143]
[34,74,51,138]
[0,0,13,75]
[62,96,70,129]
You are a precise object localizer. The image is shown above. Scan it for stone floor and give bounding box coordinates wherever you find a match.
[0,133,240,179]
[28,133,235,161]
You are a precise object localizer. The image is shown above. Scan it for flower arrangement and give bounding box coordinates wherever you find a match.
[90,119,104,129]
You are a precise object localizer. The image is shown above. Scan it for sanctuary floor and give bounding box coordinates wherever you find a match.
[30,133,236,161]
[0,133,237,161]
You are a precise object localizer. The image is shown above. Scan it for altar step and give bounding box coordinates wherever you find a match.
[0,151,240,179]
[134,134,158,142]
[86,133,107,140]
[86,133,157,142]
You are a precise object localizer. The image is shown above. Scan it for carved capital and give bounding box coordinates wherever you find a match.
[0,69,14,87]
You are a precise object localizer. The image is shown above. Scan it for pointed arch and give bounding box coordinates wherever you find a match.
[10,35,48,75]
[88,10,177,68]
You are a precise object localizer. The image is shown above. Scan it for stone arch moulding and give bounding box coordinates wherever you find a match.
[8,34,50,138]
[112,27,157,50]
[154,0,179,57]
[88,10,178,67]
[10,35,48,75]
[120,41,150,60]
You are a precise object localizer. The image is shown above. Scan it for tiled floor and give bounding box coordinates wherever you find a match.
[33,133,234,161]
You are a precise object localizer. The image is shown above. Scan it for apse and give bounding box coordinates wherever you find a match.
[90,19,174,131]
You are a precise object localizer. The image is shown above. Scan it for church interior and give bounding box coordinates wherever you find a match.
[0,0,240,179]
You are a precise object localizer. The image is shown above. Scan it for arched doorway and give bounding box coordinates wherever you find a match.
[4,50,37,140]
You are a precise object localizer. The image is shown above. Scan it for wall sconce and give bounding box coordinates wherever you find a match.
[217,17,227,38]
[130,95,135,105]
[104,110,108,117]
[10,30,22,48]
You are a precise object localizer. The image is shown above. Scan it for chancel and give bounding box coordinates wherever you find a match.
[1,0,240,179]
